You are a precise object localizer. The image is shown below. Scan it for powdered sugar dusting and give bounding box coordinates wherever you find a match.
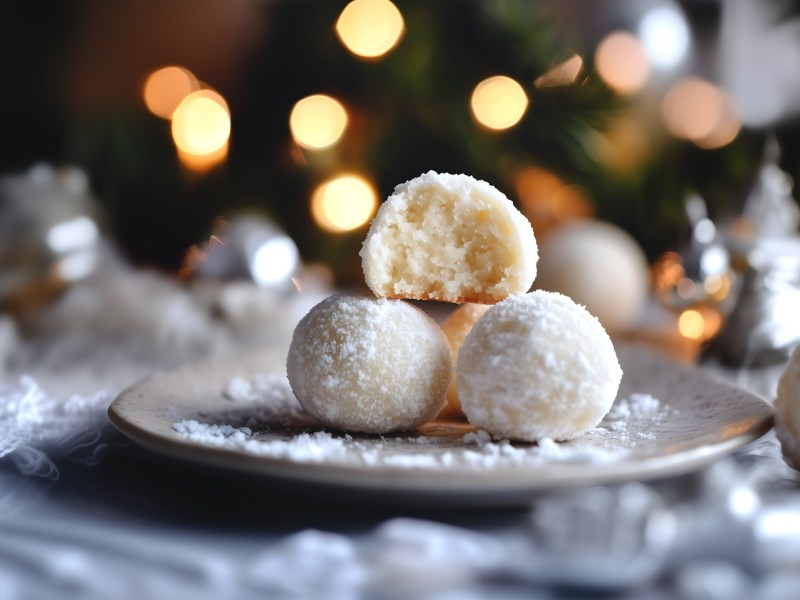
[593,393,680,443]
[171,386,677,470]
[198,374,317,431]
[456,291,623,442]
[286,295,451,434]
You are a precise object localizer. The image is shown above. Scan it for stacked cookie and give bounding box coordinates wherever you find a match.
[287,171,622,441]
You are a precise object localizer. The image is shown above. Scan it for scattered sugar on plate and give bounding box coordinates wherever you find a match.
[605,393,669,421]
[171,385,677,470]
[202,374,317,431]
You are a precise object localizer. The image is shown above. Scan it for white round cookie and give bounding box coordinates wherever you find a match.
[775,344,800,469]
[360,171,538,304]
[287,294,451,434]
[456,291,622,441]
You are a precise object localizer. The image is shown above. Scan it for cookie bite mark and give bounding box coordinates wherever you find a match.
[360,171,538,304]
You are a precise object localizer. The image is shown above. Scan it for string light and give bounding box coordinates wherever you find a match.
[695,92,741,150]
[514,167,594,237]
[171,89,231,171]
[662,77,741,149]
[639,5,690,69]
[591,114,652,174]
[177,142,229,173]
[289,95,348,150]
[250,237,300,288]
[595,32,650,95]
[470,76,528,131]
[336,0,404,59]
[678,307,722,341]
[678,309,705,340]
[143,66,199,120]
[311,174,378,233]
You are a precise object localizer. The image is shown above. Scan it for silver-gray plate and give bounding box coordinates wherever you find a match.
[108,343,773,505]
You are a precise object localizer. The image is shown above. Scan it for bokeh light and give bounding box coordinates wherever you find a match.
[695,92,741,150]
[591,113,653,174]
[595,32,650,95]
[470,76,528,131]
[56,250,97,282]
[534,54,583,89]
[311,174,378,233]
[177,142,229,173]
[143,66,199,120]
[514,166,594,238]
[336,0,405,59]
[639,5,690,69]
[662,77,741,148]
[678,309,705,339]
[250,237,300,287]
[172,89,231,163]
[289,95,348,150]
[47,216,99,254]
[662,78,721,141]
[678,306,722,341]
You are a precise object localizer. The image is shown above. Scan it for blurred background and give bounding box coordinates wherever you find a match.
[1,0,800,352]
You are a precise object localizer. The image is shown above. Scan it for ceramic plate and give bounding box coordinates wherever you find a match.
[108,342,773,505]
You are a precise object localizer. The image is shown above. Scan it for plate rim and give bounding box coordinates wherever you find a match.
[107,342,775,501]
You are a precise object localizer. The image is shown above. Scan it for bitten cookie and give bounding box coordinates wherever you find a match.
[286,294,451,434]
[360,171,538,304]
[456,290,622,441]
[776,345,800,469]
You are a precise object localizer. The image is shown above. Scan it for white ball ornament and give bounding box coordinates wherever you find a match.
[776,345,800,469]
[535,220,649,332]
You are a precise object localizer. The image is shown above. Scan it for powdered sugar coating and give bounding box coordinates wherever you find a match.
[775,345,800,468]
[456,291,623,441]
[360,171,538,304]
[286,295,451,434]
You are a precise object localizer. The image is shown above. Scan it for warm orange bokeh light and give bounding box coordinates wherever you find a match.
[514,166,594,238]
[662,78,721,141]
[595,32,651,95]
[177,142,229,173]
[694,92,741,150]
[171,89,231,157]
[471,76,528,131]
[678,306,723,341]
[311,174,378,233]
[591,113,653,174]
[678,309,705,339]
[662,78,741,148]
[143,66,199,120]
[652,251,685,292]
[336,0,405,59]
[289,95,348,150]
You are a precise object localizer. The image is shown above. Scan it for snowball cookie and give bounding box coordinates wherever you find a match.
[775,345,800,469]
[456,291,623,441]
[286,294,451,434]
[360,171,538,304]
[535,220,649,332]
[438,303,491,419]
